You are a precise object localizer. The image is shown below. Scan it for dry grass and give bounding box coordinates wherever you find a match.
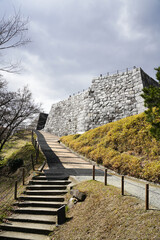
[60,113,160,183]
[0,130,46,222]
[52,181,160,240]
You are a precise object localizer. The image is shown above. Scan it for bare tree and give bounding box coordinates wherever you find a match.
[0,78,41,151]
[0,10,42,151]
[0,10,30,73]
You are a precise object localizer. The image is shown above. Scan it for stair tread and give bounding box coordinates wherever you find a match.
[20,194,64,198]
[1,221,55,230]
[16,201,66,205]
[27,184,67,187]
[6,214,56,222]
[33,176,68,180]
[30,180,70,183]
[0,171,70,238]
[25,189,67,192]
[15,207,58,211]
[0,231,50,240]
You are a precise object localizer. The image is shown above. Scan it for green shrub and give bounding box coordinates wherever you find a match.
[8,158,23,172]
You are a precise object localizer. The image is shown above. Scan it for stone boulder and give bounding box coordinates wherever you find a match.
[70,189,86,202]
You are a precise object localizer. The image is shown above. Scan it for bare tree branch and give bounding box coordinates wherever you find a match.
[0,11,30,50]
[0,10,30,73]
[0,79,41,151]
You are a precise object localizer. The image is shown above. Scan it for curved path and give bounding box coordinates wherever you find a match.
[36,130,160,210]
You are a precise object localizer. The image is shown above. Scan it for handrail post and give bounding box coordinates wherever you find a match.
[121,176,124,196]
[35,140,37,149]
[31,154,35,171]
[14,181,18,200]
[22,168,25,185]
[145,184,149,210]
[93,165,95,180]
[104,169,107,186]
[36,144,39,163]
[31,130,33,144]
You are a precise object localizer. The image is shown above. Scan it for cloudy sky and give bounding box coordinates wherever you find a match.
[0,0,160,112]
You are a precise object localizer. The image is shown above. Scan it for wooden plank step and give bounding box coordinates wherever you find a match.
[14,201,66,208]
[0,221,55,235]
[19,195,65,202]
[6,214,56,224]
[23,189,68,195]
[26,185,67,190]
[0,230,50,240]
[29,179,71,185]
[14,207,58,215]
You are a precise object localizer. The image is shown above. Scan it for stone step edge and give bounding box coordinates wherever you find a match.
[18,195,65,201]
[0,230,50,240]
[5,215,56,224]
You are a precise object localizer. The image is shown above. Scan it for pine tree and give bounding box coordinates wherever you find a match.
[141,67,160,140]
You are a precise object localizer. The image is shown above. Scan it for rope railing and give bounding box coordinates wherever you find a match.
[31,130,46,172]
[0,170,26,220]
[92,165,160,211]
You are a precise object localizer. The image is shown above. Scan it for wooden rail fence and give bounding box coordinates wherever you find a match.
[92,165,150,210]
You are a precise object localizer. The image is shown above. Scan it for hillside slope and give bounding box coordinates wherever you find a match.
[61,113,160,183]
[52,181,160,240]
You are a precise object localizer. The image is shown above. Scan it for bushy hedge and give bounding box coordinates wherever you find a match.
[8,158,23,172]
[60,113,160,183]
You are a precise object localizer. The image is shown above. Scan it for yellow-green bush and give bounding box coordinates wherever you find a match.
[60,113,160,183]
[142,161,160,182]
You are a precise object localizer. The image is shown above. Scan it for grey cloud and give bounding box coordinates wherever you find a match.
[0,0,160,112]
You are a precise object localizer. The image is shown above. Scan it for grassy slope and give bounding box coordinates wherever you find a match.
[52,181,160,240]
[61,113,160,183]
[0,130,45,222]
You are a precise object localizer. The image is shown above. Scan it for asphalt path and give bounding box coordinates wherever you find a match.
[36,130,160,210]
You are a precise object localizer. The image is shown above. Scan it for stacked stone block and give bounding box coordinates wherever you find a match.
[44,67,158,136]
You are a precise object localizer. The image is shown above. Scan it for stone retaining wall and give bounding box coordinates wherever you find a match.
[44,67,158,136]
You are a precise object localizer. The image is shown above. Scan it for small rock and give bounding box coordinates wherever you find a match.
[70,189,86,202]
[68,197,78,209]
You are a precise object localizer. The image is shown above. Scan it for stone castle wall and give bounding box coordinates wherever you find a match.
[44,67,158,136]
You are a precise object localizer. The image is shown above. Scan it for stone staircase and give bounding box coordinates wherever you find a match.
[0,172,71,240]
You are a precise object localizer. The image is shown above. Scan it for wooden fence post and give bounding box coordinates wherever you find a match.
[36,144,39,163]
[104,169,107,186]
[14,181,17,200]
[93,165,95,180]
[121,176,124,196]
[31,130,33,144]
[31,154,35,171]
[145,184,149,210]
[35,140,37,149]
[22,168,25,185]
[32,138,35,146]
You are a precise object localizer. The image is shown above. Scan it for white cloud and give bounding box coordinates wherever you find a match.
[0,0,160,113]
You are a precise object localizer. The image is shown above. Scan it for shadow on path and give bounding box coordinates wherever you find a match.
[35,130,105,179]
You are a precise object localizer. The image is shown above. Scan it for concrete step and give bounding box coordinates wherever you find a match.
[0,231,50,240]
[32,175,68,180]
[14,207,58,215]
[19,195,65,202]
[6,214,56,224]
[24,189,68,195]
[14,201,66,208]
[0,221,55,235]
[26,185,67,190]
[29,179,71,185]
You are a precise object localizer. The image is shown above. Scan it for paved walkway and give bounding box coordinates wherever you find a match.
[36,131,160,209]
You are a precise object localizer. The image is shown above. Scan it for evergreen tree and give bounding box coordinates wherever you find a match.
[141,67,160,140]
